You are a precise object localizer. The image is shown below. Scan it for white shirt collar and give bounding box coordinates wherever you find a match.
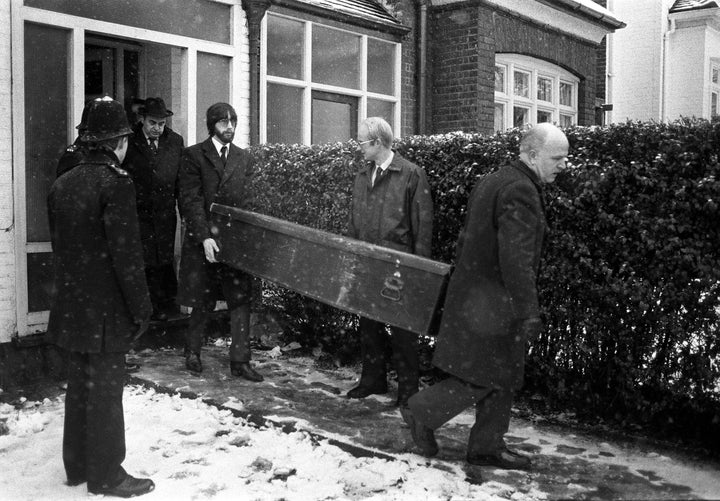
[377,151,394,172]
[211,136,229,156]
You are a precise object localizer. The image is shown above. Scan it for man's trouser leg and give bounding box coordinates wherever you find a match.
[84,352,127,490]
[146,262,178,313]
[222,266,253,363]
[408,375,493,430]
[389,326,419,404]
[467,388,514,456]
[186,306,210,355]
[63,351,89,482]
[357,317,389,388]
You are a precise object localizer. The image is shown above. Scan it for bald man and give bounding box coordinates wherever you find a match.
[401,123,569,470]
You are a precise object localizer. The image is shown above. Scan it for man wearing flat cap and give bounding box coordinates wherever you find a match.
[123,97,185,321]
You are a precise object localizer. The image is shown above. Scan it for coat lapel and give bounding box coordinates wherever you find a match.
[201,138,225,180]
[218,144,241,189]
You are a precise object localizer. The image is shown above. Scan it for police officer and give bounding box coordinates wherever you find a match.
[47,96,155,497]
[56,102,91,178]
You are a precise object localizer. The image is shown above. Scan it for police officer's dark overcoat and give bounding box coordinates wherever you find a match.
[46,149,152,353]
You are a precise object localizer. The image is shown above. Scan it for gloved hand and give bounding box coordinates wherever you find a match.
[132,317,151,342]
[513,317,543,342]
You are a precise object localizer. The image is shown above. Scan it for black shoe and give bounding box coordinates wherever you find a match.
[89,475,155,498]
[467,448,531,470]
[185,352,202,373]
[230,362,264,382]
[346,383,388,399]
[400,407,438,457]
[125,362,141,373]
[66,477,86,487]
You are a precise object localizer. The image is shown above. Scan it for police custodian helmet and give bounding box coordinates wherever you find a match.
[80,96,133,143]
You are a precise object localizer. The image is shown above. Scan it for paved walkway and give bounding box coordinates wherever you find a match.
[126,343,720,500]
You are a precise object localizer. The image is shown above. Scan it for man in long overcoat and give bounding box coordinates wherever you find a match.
[47,97,155,497]
[177,102,263,382]
[123,97,184,320]
[346,116,433,407]
[401,123,569,471]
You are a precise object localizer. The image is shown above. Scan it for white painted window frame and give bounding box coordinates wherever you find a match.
[260,11,402,144]
[494,54,579,131]
[710,60,720,117]
[11,0,243,335]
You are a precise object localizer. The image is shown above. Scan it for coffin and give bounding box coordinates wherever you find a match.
[211,204,451,336]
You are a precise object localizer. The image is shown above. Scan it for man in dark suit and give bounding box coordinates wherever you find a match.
[346,116,433,407]
[401,123,569,470]
[123,97,184,321]
[177,102,264,382]
[47,97,155,497]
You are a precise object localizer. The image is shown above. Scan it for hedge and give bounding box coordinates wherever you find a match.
[249,119,720,449]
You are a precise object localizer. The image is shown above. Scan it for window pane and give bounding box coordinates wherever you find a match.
[312,25,360,89]
[494,103,505,131]
[713,92,718,116]
[513,106,529,128]
[560,81,573,107]
[197,52,230,141]
[311,91,357,144]
[267,84,303,144]
[713,68,719,84]
[514,70,530,98]
[367,38,394,95]
[560,114,574,127]
[267,15,303,79]
[495,65,505,93]
[367,99,394,129]
[537,76,552,102]
[537,110,552,123]
[25,22,68,243]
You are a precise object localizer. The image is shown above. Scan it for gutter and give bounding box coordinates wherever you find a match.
[272,0,411,37]
[539,0,626,30]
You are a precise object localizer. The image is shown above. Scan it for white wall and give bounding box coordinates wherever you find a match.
[0,0,17,343]
[607,0,670,122]
[665,24,708,119]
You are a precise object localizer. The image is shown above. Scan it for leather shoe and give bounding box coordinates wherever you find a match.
[467,448,531,470]
[185,352,202,373]
[66,477,86,486]
[346,383,388,399]
[89,474,155,497]
[400,407,438,457]
[231,362,264,382]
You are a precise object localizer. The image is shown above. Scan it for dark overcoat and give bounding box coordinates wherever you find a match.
[122,123,184,266]
[432,161,546,390]
[348,153,433,257]
[46,149,152,353]
[176,137,254,307]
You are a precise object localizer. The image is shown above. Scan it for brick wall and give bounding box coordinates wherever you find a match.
[0,0,17,344]
[428,7,482,133]
[428,3,602,134]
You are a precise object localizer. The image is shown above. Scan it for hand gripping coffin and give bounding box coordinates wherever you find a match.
[210,204,451,336]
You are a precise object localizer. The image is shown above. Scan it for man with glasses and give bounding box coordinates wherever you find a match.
[177,102,264,382]
[347,116,433,407]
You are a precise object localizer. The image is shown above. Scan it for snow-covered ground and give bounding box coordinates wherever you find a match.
[0,385,541,501]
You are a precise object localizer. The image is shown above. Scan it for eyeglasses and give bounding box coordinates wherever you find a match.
[357,139,375,146]
[217,119,237,127]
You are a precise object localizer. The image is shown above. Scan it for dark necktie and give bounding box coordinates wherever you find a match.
[149,139,158,154]
[220,145,227,166]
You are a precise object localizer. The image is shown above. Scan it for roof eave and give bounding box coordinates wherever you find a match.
[539,0,626,30]
[271,0,411,37]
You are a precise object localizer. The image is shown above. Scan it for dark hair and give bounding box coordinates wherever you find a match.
[206,102,237,136]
